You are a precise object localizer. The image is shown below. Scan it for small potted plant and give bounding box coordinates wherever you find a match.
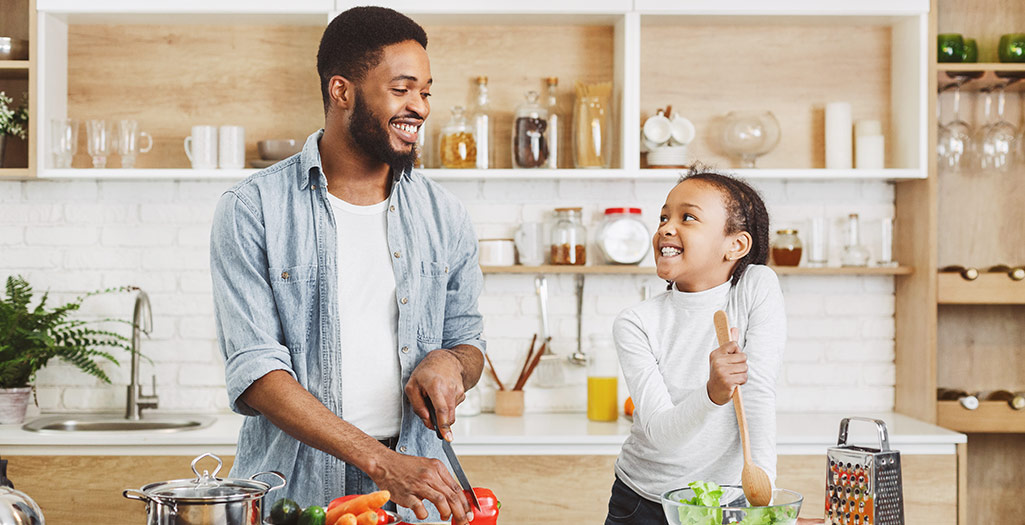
[0,91,28,167]
[0,275,133,424]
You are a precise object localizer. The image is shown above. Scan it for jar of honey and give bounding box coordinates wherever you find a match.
[771,229,802,266]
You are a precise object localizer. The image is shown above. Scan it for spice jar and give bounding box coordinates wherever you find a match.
[440,106,476,169]
[550,207,587,265]
[771,229,803,267]
[512,91,549,169]
[596,208,649,265]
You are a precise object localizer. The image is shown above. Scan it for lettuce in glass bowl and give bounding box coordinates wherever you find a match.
[661,481,802,525]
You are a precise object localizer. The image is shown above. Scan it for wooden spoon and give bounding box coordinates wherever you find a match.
[713,310,773,507]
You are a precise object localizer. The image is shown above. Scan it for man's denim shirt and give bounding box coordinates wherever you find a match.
[210,130,485,521]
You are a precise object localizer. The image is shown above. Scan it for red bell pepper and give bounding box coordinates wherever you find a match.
[466,488,500,525]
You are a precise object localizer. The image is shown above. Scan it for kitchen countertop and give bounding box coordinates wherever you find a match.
[0,411,965,456]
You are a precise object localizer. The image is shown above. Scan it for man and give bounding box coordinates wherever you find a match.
[210,7,483,524]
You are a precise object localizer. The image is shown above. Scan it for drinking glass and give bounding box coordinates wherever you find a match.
[49,119,78,169]
[978,83,1017,173]
[937,83,972,172]
[85,119,113,168]
[720,110,781,168]
[116,119,153,169]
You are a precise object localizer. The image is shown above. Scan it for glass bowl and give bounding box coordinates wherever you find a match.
[661,485,802,525]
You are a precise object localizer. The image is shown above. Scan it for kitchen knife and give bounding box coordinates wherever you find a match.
[424,397,481,512]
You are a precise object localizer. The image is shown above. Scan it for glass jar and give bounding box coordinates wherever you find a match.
[549,207,587,265]
[512,90,549,169]
[440,106,476,169]
[573,81,612,168]
[771,229,803,267]
[596,207,649,265]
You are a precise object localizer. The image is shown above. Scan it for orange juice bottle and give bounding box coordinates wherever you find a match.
[587,340,618,422]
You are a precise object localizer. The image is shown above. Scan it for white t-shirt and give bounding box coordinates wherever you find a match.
[327,192,402,439]
[613,265,786,501]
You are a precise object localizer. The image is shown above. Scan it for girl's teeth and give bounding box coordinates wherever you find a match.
[661,247,681,256]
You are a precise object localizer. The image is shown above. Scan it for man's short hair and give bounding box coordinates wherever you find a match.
[317,6,428,112]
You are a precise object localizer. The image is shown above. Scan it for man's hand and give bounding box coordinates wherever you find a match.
[707,327,747,405]
[405,349,467,441]
[367,448,472,525]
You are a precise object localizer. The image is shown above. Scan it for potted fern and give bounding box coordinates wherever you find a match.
[0,275,133,424]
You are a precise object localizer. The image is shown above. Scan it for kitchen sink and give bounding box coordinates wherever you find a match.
[22,414,216,433]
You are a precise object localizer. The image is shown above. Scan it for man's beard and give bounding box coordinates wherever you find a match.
[349,92,418,174]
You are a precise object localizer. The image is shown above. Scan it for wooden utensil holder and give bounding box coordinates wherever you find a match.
[494,390,524,417]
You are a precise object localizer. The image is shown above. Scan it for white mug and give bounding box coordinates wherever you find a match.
[669,115,696,146]
[642,111,672,150]
[514,222,545,266]
[218,125,245,169]
[478,239,516,267]
[184,125,218,169]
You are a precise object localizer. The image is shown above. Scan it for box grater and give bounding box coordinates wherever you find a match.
[825,417,905,525]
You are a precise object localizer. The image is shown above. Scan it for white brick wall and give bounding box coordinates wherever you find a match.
[0,177,897,415]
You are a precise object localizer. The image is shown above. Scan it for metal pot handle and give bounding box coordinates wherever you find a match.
[190,452,223,481]
[123,489,151,503]
[250,471,287,492]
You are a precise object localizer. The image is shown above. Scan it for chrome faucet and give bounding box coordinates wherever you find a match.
[126,289,158,420]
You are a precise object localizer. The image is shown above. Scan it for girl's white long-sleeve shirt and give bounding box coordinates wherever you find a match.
[613,264,786,502]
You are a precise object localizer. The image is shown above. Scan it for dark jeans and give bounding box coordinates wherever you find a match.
[605,476,669,525]
[342,437,398,513]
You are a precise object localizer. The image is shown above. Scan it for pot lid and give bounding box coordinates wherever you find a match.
[134,453,285,504]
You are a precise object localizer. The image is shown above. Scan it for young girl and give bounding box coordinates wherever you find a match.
[605,168,786,524]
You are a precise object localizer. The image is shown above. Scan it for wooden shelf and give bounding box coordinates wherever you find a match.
[481,265,913,275]
[0,60,30,79]
[937,273,1025,304]
[39,168,254,180]
[427,168,923,181]
[937,400,1025,433]
[936,63,1025,72]
[0,168,32,178]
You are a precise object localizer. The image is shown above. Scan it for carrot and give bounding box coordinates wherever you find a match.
[326,504,348,525]
[356,510,379,525]
[334,513,357,525]
[332,490,391,516]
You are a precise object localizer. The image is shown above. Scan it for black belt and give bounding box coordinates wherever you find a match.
[378,436,398,450]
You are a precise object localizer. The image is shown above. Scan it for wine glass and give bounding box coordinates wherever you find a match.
[937,82,973,172]
[978,82,1017,173]
[720,110,781,168]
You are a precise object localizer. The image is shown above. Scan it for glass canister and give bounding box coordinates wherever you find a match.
[440,106,477,169]
[596,207,649,265]
[544,77,560,169]
[573,81,612,168]
[512,90,549,169]
[771,229,803,267]
[841,213,870,267]
[587,336,618,422]
[549,207,587,265]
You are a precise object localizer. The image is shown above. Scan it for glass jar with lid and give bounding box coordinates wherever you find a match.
[549,207,587,265]
[512,90,549,169]
[596,207,649,265]
[771,229,803,267]
[440,105,477,169]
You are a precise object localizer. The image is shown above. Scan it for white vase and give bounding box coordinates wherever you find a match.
[0,387,32,424]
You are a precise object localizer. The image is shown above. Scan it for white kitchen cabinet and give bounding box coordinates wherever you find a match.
[30,1,928,181]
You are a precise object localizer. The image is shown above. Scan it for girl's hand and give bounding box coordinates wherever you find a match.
[706,327,747,405]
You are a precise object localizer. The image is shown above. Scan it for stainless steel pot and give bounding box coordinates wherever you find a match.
[123,453,285,525]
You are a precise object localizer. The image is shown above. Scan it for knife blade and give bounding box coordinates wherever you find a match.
[424,397,481,512]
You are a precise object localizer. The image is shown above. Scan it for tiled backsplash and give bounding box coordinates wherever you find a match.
[0,176,895,415]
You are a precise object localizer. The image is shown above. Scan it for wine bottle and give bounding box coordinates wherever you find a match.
[987,264,1025,281]
[937,388,980,410]
[984,390,1025,410]
[940,265,979,281]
